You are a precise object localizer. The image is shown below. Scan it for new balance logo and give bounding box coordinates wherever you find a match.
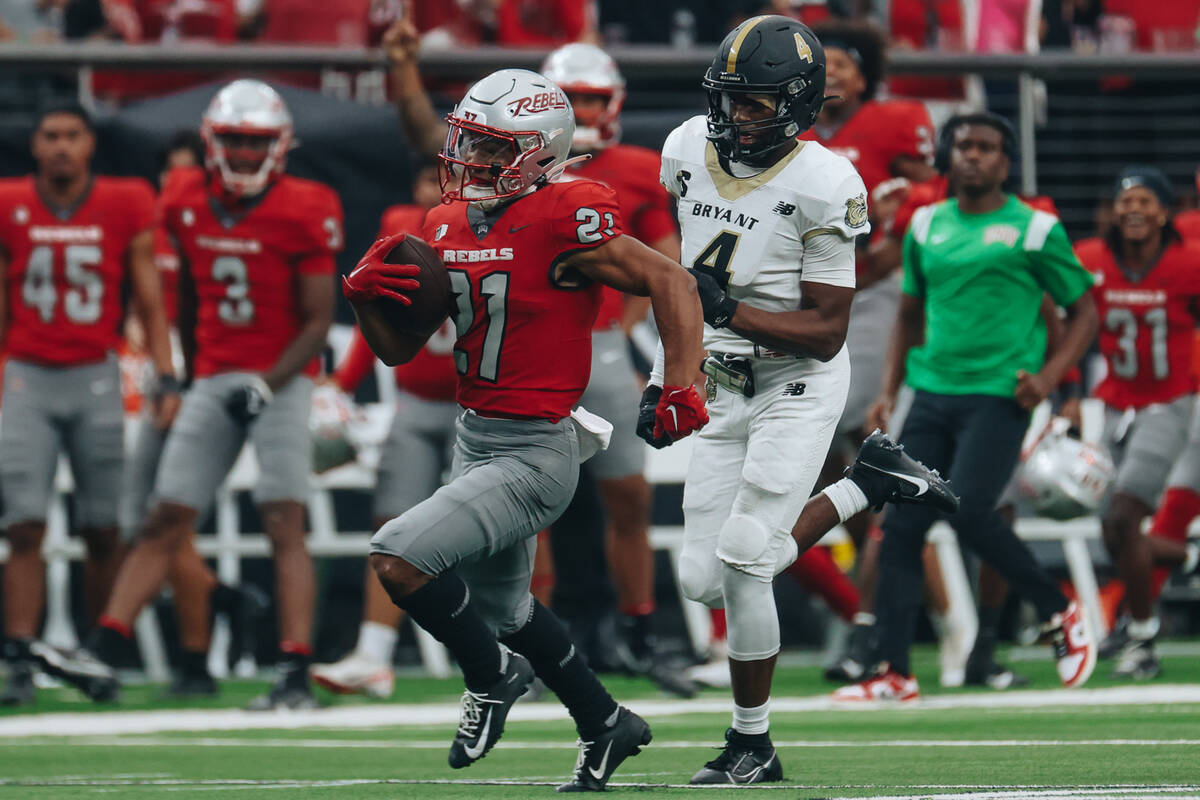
[773,202,796,216]
[782,382,806,397]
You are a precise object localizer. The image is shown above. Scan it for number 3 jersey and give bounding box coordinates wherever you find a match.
[659,116,867,358]
[0,176,155,366]
[422,177,622,422]
[158,166,344,378]
[1075,236,1200,410]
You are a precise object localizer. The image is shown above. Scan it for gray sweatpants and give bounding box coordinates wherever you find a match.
[1,357,123,528]
[370,409,580,636]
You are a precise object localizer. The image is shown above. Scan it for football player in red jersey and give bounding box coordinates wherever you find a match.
[0,104,178,707]
[344,69,706,790]
[1069,166,1200,681]
[310,159,459,698]
[32,81,343,710]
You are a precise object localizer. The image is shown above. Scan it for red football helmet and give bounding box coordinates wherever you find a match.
[201,79,293,200]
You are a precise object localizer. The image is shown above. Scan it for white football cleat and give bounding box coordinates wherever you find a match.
[310,652,395,699]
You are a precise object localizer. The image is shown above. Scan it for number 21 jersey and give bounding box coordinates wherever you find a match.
[159,166,343,378]
[422,177,622,421]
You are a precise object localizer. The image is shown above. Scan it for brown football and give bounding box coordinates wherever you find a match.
[377,234,452,339]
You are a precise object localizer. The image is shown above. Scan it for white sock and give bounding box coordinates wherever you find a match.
[822,478,870,523]
[1127,617,1160,641]
[357,621,399,665]
[732,699,770,735]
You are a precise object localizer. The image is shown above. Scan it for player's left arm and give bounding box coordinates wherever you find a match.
[128,228,182,426]
[717,268,854,361]
[263,261,336,391]
[565,234,703,388]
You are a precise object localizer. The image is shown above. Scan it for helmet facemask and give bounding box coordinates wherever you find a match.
[203,125,291,199]
[438,115,551,209]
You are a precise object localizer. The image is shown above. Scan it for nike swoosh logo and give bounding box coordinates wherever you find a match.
[878,467,929,494]
[462,710,492,760]
[588,741,614,780]
[509,224,531,233]
[666,406,678,429]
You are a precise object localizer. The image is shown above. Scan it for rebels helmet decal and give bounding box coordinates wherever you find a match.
[508,91,569,117]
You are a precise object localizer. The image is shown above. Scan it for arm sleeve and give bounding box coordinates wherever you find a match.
[334,329,377,393]
[801,232,857,288]
[1026,214,1093,306]
[298,186,346,263]
[649,340,665,387]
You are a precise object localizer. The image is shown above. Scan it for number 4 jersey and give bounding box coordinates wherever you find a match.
[158,166,344,378]
[1076,237,1200,410]
[422,177,621,422]
[659,116,867,358]
[0,176,155,366]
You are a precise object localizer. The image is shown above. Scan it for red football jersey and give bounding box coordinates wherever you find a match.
[568,144,676,331]
[1176,209,1200,243]
[1076,237,1200,410]
[800,100,934,194]
[158,167,343,378]
[0,176,155,366]
[423,177,620,421]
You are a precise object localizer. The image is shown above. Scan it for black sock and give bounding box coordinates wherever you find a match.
[180,649,210,679]
[970,605,1003,663]
[395,572,503,692]
[86,626,130,666]
[277,654,311,691]
[2,638,31,664]
[501,600,618,739]
[621,613,654,661]
[211,583,238,616]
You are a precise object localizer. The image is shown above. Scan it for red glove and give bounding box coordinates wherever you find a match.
[653,384,709,442]
[342,234,421,306]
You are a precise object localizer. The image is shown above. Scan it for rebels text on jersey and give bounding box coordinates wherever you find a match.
[660,116,865,359]
[423,178,622,421]
[1076,237,1200,410]
[0,176,155,366]
[159,166,343,378]
[568,145,677,331]
[799,100,934,194]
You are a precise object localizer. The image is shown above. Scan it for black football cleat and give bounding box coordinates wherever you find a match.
[557,707,653,792]
[690,728,783,785]
[0,661,35,706]
[848,430,960,514]
[29,641,119,702]
[164,672,220,699]
[448,652,535,769]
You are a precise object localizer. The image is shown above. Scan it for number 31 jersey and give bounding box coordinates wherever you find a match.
[159,167,343,378]
[660,116,867,358]
[422,177,621,422]
[0,176,155,366]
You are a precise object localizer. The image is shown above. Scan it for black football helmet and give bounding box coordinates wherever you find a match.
[703,15,826,166]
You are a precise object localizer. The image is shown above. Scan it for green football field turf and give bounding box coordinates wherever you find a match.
[2,645,1199,799]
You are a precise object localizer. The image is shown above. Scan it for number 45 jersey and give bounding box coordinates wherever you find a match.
[0,175,155,366]
[660,116,867,358]
[422,177,621,422]
[159,166,344,378]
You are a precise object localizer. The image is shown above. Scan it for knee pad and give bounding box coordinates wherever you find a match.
[678,550,723,608]
[722,563,780,661]
[716,492,781,581]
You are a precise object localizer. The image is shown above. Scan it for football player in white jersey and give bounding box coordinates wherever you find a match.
[640,15,958,784]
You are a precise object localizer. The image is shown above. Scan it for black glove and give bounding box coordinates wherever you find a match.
[225,376,273,426]
[687,268,739,328]
[636,385,673,449]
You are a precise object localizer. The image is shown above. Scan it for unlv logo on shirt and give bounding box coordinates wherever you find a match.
[508,91,567,117]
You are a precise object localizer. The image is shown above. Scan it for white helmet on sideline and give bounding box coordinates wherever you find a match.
[1019,418,1114,520]
[540,43,626,152]
[201,79,292,200]
[438,69,575,207]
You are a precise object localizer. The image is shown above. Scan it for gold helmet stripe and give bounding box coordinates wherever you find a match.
[725,15,770,74]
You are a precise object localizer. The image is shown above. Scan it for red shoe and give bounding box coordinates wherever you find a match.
[832,666,919,702]
[1045,602,1096,688]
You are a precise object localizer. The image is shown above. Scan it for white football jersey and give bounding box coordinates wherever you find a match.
[660,115,868,358]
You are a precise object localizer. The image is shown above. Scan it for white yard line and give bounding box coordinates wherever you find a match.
[1,684,1199,738]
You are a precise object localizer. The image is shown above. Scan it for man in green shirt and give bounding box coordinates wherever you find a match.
[835,112,1100,701]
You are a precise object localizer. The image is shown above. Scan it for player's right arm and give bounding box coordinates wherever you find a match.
[343,233,428,366]
[383,10,448,157]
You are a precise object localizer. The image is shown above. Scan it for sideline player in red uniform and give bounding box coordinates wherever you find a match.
[1070,166,1200,680]
[310,160,460,697]
[32,81,343,710]
[345,69,706,790]
[0,104,178,707]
